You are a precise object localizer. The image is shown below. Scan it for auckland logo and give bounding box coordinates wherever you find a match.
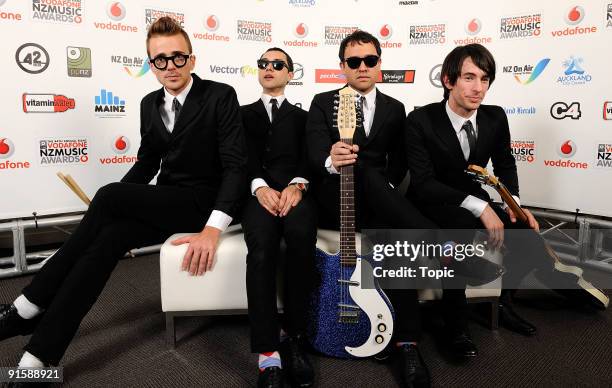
[106,2,126,21]
[558,56,592,86]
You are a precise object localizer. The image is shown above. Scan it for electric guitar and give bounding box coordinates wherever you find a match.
[307,87,394,358]
[466,164,609,310]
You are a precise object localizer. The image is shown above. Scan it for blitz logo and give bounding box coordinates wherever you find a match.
[550,102,581,120]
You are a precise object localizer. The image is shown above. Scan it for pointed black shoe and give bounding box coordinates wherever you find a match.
[499,303,537,336]
[396,344,431,388]
[280,336,314,387]
[0,304,39,341]
[448,331,478,358]
[258,366,284,388]
[449,256,505,287]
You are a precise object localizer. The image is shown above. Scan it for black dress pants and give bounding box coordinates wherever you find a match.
[242,195,317,353]
[21,182,212,365]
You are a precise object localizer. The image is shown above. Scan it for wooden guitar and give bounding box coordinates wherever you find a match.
[307,87,394,358]
[466,164,609,309]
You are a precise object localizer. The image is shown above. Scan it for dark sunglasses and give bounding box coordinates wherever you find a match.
[257,59,289,71]
[149,53,191,70]
[343,55,380,69]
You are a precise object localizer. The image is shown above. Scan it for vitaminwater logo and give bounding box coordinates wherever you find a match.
[23,93,76,113]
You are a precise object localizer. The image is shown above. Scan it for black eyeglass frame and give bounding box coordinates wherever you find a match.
[343,55,380,70]
[149,53,192,70]
[257,59,290,71]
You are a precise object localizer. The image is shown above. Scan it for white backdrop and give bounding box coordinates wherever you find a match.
[0,0,611,220]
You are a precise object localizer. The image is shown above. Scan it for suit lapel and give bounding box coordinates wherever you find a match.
[252,99,270,123]
[365,89,388,144]
[172,74,205,136]
[151,88,171,142]
[434,101,467,165]
[473,107,492,164]
[273,99,295,125]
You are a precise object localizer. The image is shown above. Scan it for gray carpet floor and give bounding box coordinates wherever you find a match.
[1,254,611,387]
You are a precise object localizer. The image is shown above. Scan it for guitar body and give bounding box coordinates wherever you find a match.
[307,247,394,358]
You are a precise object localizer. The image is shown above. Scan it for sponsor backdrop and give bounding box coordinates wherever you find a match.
[0,0,611,219]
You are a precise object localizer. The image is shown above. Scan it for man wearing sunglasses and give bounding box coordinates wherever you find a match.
[240,47,316,388]
[0,16,246,372]
[306,30,439,388]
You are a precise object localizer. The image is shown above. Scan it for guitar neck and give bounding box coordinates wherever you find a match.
[495,182,528,223]
[340,137,357,265]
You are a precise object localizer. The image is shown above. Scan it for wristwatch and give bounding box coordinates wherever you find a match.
[290,182,307,192]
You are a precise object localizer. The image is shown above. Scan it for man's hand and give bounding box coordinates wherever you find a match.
[331,141,359,170]
[171,226,222,276]
[480,205,505,249]
[255,186,281,216]
[506,207,540,231]
[278,185,302,217]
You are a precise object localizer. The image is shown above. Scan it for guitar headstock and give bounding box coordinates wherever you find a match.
[334,86,358,140]
[465,164,500,188]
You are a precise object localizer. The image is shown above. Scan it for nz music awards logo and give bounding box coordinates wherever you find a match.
[502,58,550,85]
[557,56,592,86]
[0,0,22,21]
[94,88,126,118]
[22,93,75,113]
[454,18,492,45]
[31,0,82,25]
[325,25,358,46]
[145,8,184,29]
[284,23,318,48]
[237,19,272,42]
[99,136,137,165]
[193,15,230,42]
[595,143,612,169]
[551,5,597,36]
[499,13,542,39]
[67,47,92,77]
[110,54,150,78]
[544,140,588,169]
[93,1,137,32]
[0,137,31,170]
[377,24,402,48]
[511,140,536,163]
[288,63,304,86]
[39,138,89,166]
[409,23,446,45]
[15,43,49,74]
[607,3,612,28]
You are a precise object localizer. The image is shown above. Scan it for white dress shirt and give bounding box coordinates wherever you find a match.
[251,94,309,196]
[325,87,377,174]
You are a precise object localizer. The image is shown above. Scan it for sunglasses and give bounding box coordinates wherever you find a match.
[343,55,380,69]
[149,53,191,70]
[257,59,289,71]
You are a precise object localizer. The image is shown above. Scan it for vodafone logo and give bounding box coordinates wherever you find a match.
[565,6,584,25]
[0,137,15,159]
[379,24,393,40]
[205,15,219,32]
[294,23,308,38]
[112,136,130,154]
[107,2,126,21]
[558,140,577,158]
[466,18,482,35]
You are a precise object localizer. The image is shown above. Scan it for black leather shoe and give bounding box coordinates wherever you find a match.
[499,303,536,336]
[0,304,39,341]
[280,336,314,387]
[443,256,505,287]
[396,344,431,388]
[257,366,284,388]
[448,331,478,358]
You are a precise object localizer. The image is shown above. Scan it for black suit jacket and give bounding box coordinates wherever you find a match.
[405,101,518,206]
[121,74,247,218]
[241,99,309,191]
[306,87,407,187]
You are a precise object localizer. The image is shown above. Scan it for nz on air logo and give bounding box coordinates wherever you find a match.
[502,58,550,85]
[67,46,92,77]
[110,54,150,78]
[557,56,592,86]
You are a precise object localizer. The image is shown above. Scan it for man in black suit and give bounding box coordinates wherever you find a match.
[405,44,605,340]
[0,17,246,370]
[306,30,437,388]
[241,47,316,388]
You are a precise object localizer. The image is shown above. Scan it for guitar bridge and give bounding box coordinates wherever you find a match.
[338,309,360,324]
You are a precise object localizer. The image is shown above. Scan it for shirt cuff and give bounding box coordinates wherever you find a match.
[205,210,232,232]
[325,156,340,174]
[460,195,489,217]
[502,195,521,210]
[250,178,269,196]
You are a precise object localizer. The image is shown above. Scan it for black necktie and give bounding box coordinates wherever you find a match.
[172,97,182,126]
[462,120,477,159]
[357,96,366,137]
[270,98,279,123]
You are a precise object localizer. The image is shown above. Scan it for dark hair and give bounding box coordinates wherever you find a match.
[146,16,192,57]
[338,30,381,61]
[441,43,496,99]
[261,47,294,72]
